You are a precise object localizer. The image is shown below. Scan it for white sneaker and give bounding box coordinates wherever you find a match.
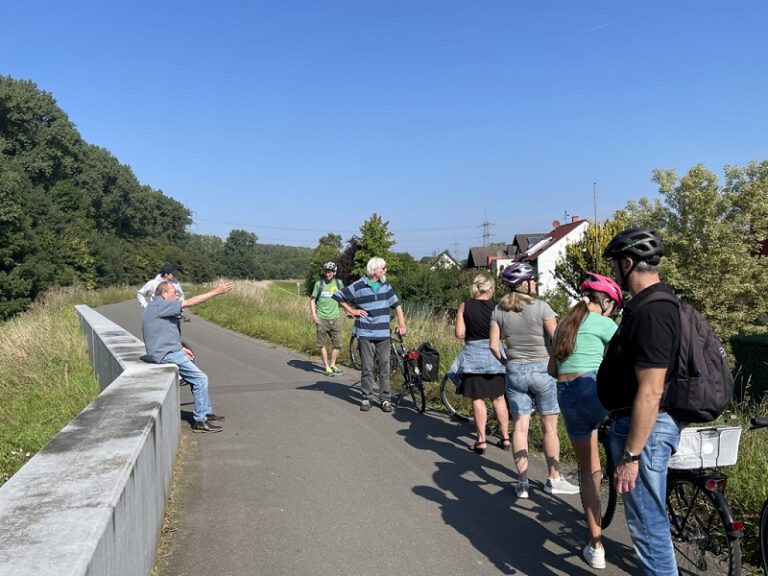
[515,480,529,499]
[544,476,580,495]
[582,544,606,569]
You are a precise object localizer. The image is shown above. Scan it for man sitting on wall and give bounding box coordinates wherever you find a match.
[142,280,234,433]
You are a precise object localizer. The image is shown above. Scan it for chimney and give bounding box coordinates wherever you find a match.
[571,215,580,223]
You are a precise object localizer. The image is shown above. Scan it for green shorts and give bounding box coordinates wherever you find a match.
[316,317,342,349]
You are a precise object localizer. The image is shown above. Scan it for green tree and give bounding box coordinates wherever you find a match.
[652,163,768,341]
[304,233,343,296]
[223,230,259,278]
[353,213,399,278]
[182,234,226,281]
[0,161,35,316]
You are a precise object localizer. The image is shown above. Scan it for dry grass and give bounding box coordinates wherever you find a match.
[0,285,135,484]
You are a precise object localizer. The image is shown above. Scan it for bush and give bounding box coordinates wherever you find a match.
[732,334,768,404]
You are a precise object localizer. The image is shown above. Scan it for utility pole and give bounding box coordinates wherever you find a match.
[593,182,599,265]
[481,215,494,247]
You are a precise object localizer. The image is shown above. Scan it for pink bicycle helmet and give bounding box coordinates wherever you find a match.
[501,262,535,288]
[579,272,623,309]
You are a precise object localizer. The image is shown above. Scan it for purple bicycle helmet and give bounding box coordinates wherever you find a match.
[501,262,535,289]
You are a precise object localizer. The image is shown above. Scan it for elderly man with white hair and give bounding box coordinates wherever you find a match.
[333,257,407,412]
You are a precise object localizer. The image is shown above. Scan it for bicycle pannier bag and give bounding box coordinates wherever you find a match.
[641,292,735,423]
[417,342,440,382]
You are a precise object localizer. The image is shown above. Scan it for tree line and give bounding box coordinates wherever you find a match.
[0,76,310,317]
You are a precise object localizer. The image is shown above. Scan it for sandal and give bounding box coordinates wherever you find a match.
[472,441,487,454]
[498,438,512,451]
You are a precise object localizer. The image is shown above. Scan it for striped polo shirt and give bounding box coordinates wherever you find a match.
[333,276,401,340]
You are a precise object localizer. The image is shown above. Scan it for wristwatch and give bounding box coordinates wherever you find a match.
[621,449,641,463]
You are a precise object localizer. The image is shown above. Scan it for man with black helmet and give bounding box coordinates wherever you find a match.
[596,228,683,575]
[310,262,345,376]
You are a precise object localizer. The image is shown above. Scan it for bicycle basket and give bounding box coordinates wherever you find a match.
[668,425,742,469]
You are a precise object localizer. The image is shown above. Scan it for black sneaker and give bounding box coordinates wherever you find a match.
[360,399,372,411]
[191,420,223,433]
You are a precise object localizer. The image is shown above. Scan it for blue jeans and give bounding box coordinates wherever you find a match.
[163,350,213,423]
[505,362,560,416]
[556,372,608,440]
[608,412,683,576]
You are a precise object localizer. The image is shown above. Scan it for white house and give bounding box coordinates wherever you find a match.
[464,218,589,296]
[525,218,590,295]
[429,250,461,270]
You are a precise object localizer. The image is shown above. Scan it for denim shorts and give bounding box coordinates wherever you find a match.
[556,371,608,440]
[505,362,560,416]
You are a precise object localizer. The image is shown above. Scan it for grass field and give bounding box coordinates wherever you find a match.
[0,285,136,484]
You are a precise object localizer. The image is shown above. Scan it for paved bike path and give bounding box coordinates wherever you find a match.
[98,301,639,576]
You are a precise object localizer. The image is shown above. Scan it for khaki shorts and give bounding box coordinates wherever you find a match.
[316,318,343,349]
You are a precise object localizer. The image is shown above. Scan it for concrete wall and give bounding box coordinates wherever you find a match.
[0,305,180,576]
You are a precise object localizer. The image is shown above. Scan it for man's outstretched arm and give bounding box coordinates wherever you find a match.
[181,281,235,308]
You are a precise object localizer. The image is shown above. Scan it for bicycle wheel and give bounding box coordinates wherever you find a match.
[760,498,768,575]
[593,428,618,530]
[389,352,407,407]
[667,476,741,576]
[439,373,470,421]
[408,376,426,414]
[348,334,361,371]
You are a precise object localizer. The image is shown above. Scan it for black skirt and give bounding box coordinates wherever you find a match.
[461,373,505,400]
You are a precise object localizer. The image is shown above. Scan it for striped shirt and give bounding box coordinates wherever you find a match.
[333,276,401,340]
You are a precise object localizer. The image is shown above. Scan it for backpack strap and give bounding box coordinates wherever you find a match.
[629,289,683,407]
[315,278,342,299]
[314,280,324,300]
[634,290,679,308]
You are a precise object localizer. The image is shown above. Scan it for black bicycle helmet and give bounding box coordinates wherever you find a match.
[603,228,664,265]
[501,262,535,289]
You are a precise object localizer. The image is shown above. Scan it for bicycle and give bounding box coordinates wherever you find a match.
[750,417,768,575]
[348,329,397,375]
[388,330,426,414]
[595,421,743,575]
[665,425,744,576]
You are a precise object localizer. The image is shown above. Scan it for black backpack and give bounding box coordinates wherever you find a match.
[642,292,735,423]
[416,342,440,382]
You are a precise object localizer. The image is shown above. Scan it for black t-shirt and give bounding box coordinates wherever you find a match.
[463,299,495,341]
[597,282,680,413]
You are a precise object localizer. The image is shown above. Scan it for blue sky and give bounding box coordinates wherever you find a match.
[2,1,766,259]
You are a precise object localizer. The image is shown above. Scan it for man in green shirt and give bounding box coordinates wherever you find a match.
[310,262,345,376]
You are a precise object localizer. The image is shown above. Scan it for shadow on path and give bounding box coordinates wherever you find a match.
[287,359,323,373]
[389,408,641,574]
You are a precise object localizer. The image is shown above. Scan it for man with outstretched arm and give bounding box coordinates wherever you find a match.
[142,280,235,433]
[596,228,683,575]
[333,257,407,413]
